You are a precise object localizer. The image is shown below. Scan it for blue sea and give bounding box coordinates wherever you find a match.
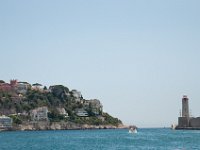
[0,128,200,150]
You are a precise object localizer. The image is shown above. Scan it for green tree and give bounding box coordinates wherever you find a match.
[43,86,47,90]
[9,115,22,124]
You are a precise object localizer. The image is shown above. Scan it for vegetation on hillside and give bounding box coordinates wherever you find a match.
[0,85,122,126]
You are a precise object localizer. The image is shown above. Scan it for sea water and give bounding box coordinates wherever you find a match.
[0,128,200,150]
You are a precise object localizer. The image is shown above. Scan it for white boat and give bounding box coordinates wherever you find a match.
[129,126,137,134]
[171,124,177,130]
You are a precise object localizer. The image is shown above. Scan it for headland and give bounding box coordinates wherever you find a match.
[0,79,125,131]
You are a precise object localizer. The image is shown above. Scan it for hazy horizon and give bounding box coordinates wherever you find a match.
[1,0,200,127]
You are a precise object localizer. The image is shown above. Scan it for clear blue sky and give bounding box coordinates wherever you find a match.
[0,0,200,127]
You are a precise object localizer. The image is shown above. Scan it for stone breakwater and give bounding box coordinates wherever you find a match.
[10,121,128,131]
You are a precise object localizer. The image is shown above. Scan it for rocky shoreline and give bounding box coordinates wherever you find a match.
[1,121,128,131]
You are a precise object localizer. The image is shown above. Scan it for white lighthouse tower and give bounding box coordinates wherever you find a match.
[182,95,189,118]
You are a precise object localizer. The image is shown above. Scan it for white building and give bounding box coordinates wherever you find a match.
[30,107,48,121]
[17,82,31,94]
[32,83,43,91]
[75,108,88,117]
[0,116,12,128]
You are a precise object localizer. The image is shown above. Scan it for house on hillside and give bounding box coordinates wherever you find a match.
[0,116,12,129]
[0,80,18,92]
[0,83,12,92]
[32,83,43,91]
[30,107,48,121]
[17,82,31,94]
[75,108,88,117]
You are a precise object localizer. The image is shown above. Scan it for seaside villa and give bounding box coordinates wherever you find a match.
[30,107,48,121]
[0,116,13,129]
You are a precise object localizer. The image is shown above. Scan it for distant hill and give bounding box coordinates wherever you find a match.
[0,80,123,130]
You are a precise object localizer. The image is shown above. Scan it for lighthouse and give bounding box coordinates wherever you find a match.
[176,95,200,129]
[182,95,189,118]
[176,95,190,128]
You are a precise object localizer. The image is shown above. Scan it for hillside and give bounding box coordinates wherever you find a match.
[0,80,123,130]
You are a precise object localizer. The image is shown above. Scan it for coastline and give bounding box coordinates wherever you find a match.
[1,122,128,132]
